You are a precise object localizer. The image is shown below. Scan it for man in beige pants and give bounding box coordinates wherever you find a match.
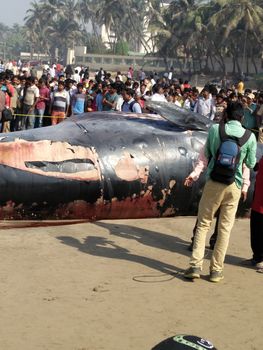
[184,102,257,282]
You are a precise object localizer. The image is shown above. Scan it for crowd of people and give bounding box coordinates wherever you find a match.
[0,62,262,144]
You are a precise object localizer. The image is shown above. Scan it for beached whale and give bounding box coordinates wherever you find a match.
[0,104,261,226]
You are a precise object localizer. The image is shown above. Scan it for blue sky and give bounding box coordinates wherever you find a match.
[0,0,35,26]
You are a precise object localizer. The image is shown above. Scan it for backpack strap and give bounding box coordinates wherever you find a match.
[219,122,238,142]
[219,122,251,146]
[129,100,136,112]
[238,129,252,147]
[219,122,228,141]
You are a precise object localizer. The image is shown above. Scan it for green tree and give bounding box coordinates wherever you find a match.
[208,0,263,74]
[94,0,150,53]
[24,0,83,62]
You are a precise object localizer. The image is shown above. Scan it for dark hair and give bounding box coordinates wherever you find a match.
[226,102,244,121]
[27,76,35,83]
[244,88,252,94]
[123,88,135,97]
[209,85,218,96]
[202,87,210,93]
[110,83,117,90]
[228,92,237,99]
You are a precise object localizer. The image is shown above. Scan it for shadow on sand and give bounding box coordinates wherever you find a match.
[57,221,246,278]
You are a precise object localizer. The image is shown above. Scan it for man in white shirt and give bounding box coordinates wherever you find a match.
[50,65,56,78]
[20,77,40,130]
[150,85,167,103]
[72,70,81,84]
[194,88,215,120]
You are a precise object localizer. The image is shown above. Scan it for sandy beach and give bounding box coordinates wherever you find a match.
[0,217,261,350]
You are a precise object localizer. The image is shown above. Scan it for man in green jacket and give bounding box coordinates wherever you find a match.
[184,101,257,283]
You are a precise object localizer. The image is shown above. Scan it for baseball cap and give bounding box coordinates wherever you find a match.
[152,335,218,350]
[247,93,255,100]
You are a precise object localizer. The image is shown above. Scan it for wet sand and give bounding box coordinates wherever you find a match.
[0,217,261,350]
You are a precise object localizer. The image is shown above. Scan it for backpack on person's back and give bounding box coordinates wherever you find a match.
[121,100,137,112]
[210,123,251,185]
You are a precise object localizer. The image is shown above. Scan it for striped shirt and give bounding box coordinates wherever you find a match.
[51,90,70,113]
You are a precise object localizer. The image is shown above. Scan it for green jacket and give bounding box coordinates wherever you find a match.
[205,120,257,188]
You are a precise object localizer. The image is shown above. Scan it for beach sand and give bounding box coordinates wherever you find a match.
[0,217,261,350]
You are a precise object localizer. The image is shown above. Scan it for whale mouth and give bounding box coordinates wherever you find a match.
[0,139,102,181]
[25,159,96,174]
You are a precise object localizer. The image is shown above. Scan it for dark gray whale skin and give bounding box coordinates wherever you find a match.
[0,109,261,224]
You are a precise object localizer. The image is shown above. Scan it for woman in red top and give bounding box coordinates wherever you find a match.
[250,156,263,272]
[1,75,14,133]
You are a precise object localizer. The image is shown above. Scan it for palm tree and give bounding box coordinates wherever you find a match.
[208,0,263,74]
[95,0,149,52]
[148,0,263,74]
[44,16,83,61]
[25,0,83,62]
[78,0,104,50]
[24,1,47,57]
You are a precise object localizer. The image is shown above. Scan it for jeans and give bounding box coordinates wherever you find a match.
[34,109,45,128]
[21,104,35,130]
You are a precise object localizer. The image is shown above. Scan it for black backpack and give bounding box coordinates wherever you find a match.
[210,123,251,185]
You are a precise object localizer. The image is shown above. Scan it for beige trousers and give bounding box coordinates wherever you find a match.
[190,180,241,272]
[258,127,263,144]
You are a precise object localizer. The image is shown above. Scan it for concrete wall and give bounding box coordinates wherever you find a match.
[73,51,263,75]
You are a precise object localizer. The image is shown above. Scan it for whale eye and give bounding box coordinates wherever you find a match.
[25,159,95,173]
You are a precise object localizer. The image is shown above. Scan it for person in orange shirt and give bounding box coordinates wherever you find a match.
[237,78,244,94]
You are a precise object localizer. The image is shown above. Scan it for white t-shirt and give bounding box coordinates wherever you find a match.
[21,85,40,106]
[73,73,80,83]
[150,93,167,103]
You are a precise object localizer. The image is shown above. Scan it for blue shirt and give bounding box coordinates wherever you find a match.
[122,98,142,113]
[242,103,257,129]
[96,93,103,112]
[72,93,86,114]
